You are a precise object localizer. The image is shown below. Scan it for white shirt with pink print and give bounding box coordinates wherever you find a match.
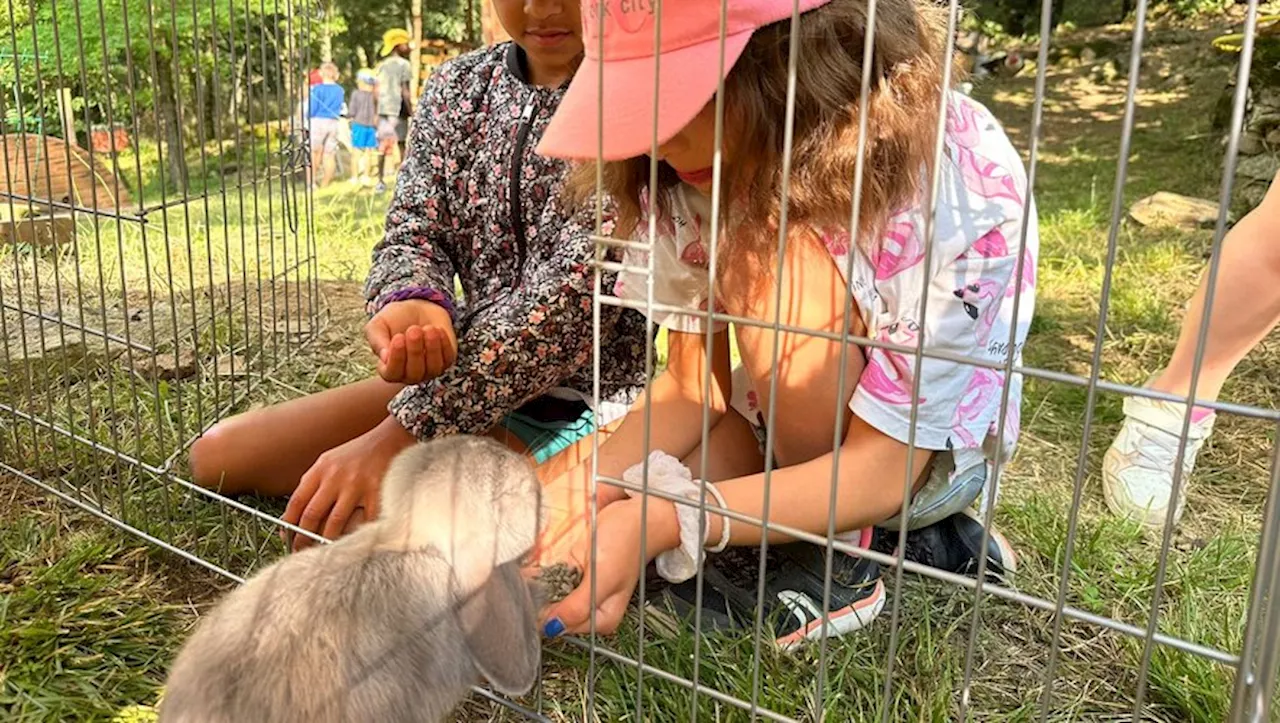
[612,92,1038,505]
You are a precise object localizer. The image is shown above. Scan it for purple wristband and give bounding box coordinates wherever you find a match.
[379,287,456,322]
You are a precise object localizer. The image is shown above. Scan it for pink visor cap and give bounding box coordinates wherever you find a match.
[537,0,832,162]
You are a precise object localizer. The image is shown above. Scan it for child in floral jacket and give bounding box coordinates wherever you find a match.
[189,2,649,551]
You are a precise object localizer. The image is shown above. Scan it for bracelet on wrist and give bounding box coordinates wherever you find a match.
[703,482,730,553]
[378,287,456,323]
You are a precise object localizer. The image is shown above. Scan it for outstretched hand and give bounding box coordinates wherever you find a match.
[365,299,457,384]
[539,498,680,638]
[538,500,646,637]
[280,416,417,552]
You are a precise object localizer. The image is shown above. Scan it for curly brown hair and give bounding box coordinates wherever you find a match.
[566,0,956,276]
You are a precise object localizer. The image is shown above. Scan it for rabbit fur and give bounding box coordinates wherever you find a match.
[158,435,545,723]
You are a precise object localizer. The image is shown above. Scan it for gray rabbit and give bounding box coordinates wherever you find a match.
[158,435,545,723]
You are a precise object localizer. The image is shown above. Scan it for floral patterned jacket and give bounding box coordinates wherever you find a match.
[364,43,649,440]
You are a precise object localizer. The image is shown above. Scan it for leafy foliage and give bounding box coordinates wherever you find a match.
[328,0,476,73]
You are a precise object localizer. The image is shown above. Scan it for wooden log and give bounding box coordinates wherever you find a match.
[0,133,131,210]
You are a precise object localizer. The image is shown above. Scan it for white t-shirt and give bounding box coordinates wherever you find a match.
[612,92,1039,495]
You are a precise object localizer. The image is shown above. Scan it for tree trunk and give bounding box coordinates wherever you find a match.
[410,0,423,102]
[155,46,189,193]
[466,0,476,46]
[232,54,247,126]
[321,0,334,62]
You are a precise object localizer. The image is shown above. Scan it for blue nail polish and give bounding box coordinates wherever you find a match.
[543,618,564,638]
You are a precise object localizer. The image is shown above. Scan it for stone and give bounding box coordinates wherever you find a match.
[1080,46,1098,64]
[1236,153,1280,184]
[1268,128,1280,147]
[214,354,250,379]
[270,320,313,338]
[1239,132,1266,156]
[0,213,75,247]
[136,350,199,381]
[1129,192,1222,230]
[1256,87,1280,112]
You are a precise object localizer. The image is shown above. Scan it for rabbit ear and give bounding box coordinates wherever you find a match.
[457,562,541,695]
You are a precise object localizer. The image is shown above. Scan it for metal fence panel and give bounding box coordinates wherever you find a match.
[4,0,1279,720]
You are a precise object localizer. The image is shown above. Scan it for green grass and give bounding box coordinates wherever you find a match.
[5,8,1280,722]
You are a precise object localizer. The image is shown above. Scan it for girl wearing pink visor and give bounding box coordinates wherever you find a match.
[533,0,1037,649]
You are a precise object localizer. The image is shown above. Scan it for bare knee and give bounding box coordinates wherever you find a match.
[1226,179,1280,277]
[188,420,244,494]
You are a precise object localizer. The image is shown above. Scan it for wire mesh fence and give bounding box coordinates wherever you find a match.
[0,0,320,580]
[4,0,1280,721]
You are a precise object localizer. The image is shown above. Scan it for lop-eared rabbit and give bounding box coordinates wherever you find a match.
[158,435,544,723]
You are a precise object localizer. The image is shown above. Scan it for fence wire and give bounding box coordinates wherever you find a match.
[3,0,1279,721]
[1,0,320,577]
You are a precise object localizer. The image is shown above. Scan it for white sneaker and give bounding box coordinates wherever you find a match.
[1102,393,1216,528]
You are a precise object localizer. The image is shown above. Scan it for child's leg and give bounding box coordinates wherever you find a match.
[321,146,337,187]
[376,143,395,188]
[1152,172,1280,400]
[530,417,624,483]
[309,145,324,188]
[1105,173,1280,527]
[188,377,404,496]
[680,411,766,482]
[356,149,371,182]
[725,232,867,470]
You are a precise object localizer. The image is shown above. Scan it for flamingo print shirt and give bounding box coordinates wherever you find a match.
[613,92,1039,488]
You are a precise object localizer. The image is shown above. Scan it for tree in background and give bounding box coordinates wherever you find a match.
[965,0,1237,37]
[3,0,481,196]
[326,0,478,80]
[7,0,303,194]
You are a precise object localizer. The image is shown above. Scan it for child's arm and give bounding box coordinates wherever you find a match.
[383,199,639,442]
[589,329,733,492]
[541,415,934,636]
[363,70,458,345]
[533,329,732,565]
[655,417,935,549]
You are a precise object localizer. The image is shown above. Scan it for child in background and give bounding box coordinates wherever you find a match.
[374,28,414,193]
[1104,172,1280,528]
[347,69,379,187]
[533,0,1036,646]
[308,62,345,189]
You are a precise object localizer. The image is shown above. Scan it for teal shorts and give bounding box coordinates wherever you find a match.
[500,397,596,465]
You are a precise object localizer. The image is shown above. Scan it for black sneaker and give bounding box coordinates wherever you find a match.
[881,509,1018,584]
[642,530,886,650]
